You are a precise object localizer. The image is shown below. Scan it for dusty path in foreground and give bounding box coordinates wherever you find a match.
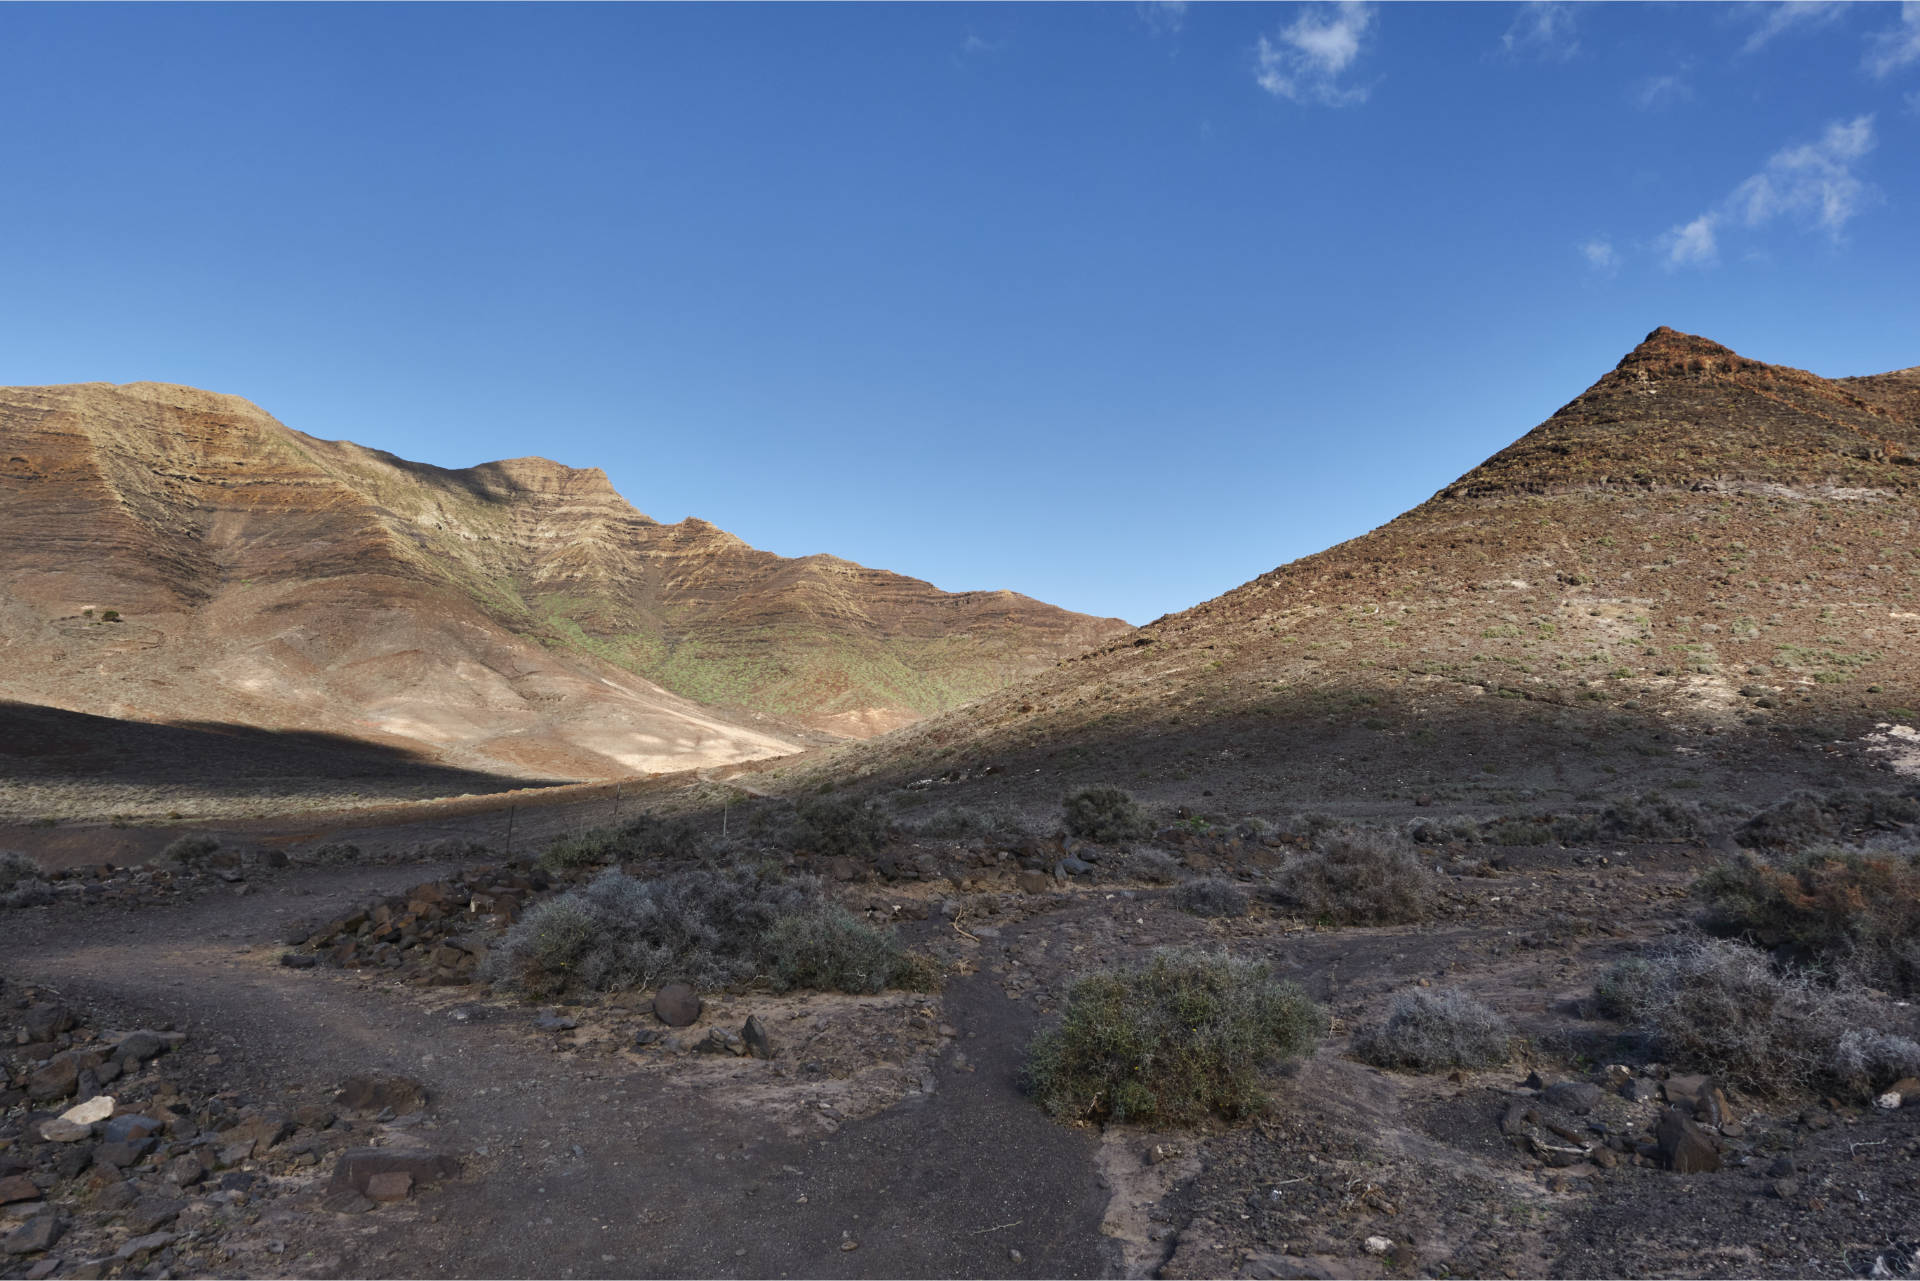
[1,862,1116,1279]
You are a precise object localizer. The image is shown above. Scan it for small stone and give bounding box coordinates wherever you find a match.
[1498,1102,1538,1137]
[1656,1108,1720,1174]
[35,1119,90,1144]
[1770,1178,1800,1200]
[25,1059,79,1104]
[653,983,703,1028]
[1887,1077,1920,1103]
[329,1149,458,1197]
[1622,1077,1661,1103]
[1766,1155,1796,1178]
[335,1073,427,1117]
[742,1015,775,1060]
[59,1097,115,1126]
[21,1007,74,1042]
[279,953,318,969]
[92,1183,138,1213]
[123,1197,184,1235]
[693,1028,744,1056]
[1663,1073,1714,1112]
[111,1232,174,1264]
[162,1156,204,1187]
[1363,1235,1394,1256]
[293,1104,336,1129]
[1542,1082,1603,1115]
[92,1141,149,1170]
[364,1171,413,1203]
[1876,1091,1902,1111]
[1145,1142,1184,1166]
[111,1032,163,1064]
[841,1238,859,1252]
[1015,870,1051,895]
[102,1115,161,1144]
[533,1012,578,1033]
[1,1216,62,1256]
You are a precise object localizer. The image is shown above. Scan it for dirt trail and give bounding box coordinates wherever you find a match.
[0,863,1115,1279]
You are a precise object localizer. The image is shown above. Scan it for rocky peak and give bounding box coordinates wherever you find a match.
[1604,326,1775,386]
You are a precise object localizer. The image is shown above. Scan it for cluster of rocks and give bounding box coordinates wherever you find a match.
[279,862,552,984]
[2,991,459,1276]
[0,854,293,916]
[1491,1064,1886,1184]
[625,984,778,1060]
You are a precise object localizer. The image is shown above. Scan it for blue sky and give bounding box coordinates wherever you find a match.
[2,2,1917,625]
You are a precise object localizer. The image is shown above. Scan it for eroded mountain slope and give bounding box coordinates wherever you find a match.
[0,381,1125,792]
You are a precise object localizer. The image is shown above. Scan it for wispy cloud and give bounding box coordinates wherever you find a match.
[1865,1,1920,77]
[1633,73,1692,111]
[1664,215,1719,268]
[1501,2,1580,61]
[1137,1,1187,37]
[1740,1,1849,54]
[959,33,1001,56]
[1255,2,1376,106]
[1580,238,1620,273]
[1663,115,1877,268]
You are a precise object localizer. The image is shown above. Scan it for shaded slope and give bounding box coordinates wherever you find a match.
[811,328,1920,800]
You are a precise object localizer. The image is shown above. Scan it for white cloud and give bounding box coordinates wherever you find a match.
[1502,2,1580,61]
[1137,1,1187,36]
[1255,2,1376,106]
[959,33,1001,55]
[1730,114,1875,236]
[1581,238,1620,272]
[1633,73,1692,110]
[1664,215,1720,268]
[1865,1,1920,77]
[1664,115,1877,270]
[1740,1,1849,54]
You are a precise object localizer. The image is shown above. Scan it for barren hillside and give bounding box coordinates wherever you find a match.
[0,381,1125,801]
[808,328,1920,808]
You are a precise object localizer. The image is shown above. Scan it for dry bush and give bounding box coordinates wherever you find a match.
[160,834,220,866]
[1108,847,1181,885]
[1595,793,1705,842]
[1276,831,1436,925]
[486,864,916,999]
[1696,849,1920,993]
[1062,786,1152,844]
[765,904,907,995]
[0,851,51,909]
[1594,937,1920,1098]
[540,813,709,873]
[908,805,1027,846]
[1736,788,1920,853]
[1484,818,1555,847]
[1351,987,1513,1073]
[794,796,892,858]
[1171,877,1251,918]
[1025,949,1324,1126]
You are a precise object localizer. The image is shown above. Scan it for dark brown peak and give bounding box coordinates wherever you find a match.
[1614,326,1740,371]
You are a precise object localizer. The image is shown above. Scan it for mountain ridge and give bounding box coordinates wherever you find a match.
[0,380,1126,799]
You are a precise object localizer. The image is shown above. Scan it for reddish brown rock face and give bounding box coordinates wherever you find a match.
[0,381,1127,791]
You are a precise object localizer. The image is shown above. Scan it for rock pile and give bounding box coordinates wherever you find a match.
[280,862,552,984]
[2,989,458,1274]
